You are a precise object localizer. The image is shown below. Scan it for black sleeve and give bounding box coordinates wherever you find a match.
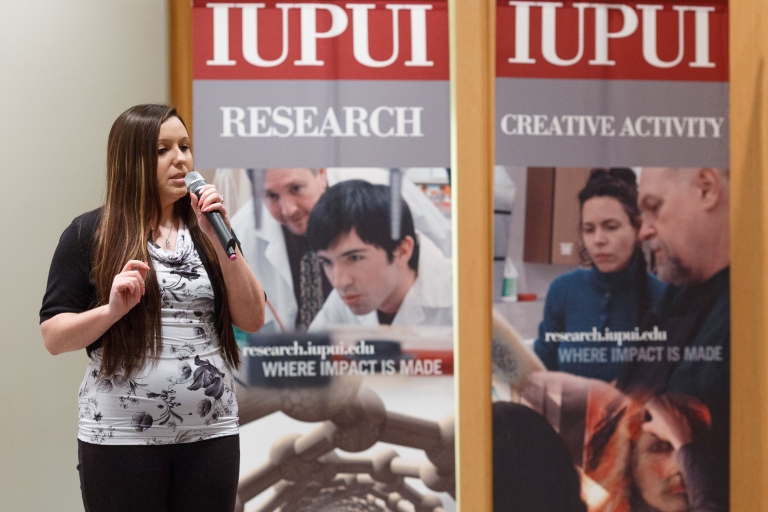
[40,212,100,323]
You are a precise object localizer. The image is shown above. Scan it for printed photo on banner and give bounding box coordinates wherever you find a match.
[492,1,729,509]
[206,166,456,512]
[491,166,729,512]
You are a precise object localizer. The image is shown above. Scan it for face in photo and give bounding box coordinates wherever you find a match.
[317,228,414,316]
[581,195,639,273]
[264,168,327,235]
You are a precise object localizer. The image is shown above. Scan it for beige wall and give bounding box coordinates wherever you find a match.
[0,1,168,509]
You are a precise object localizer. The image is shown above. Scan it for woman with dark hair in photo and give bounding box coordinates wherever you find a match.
[40,104,266,511]
[534,168,667,382]
[503,370,722,512]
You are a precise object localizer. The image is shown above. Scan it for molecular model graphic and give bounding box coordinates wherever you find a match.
[234,376,455,512]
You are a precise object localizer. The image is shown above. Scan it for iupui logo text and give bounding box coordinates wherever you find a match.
[496,0,728,81]
[194,0,449,80]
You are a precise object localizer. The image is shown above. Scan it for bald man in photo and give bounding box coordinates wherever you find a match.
[619,167,730,510]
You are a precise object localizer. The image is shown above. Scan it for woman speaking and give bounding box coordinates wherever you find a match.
[40,104,265,511]
[533,168,666,382]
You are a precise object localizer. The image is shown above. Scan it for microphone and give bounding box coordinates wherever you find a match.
[185,171,237,261]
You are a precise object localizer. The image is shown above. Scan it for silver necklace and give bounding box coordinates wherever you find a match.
[153,220,176,249]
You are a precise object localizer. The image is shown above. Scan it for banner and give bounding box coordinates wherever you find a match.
[194,0,449,167]
[491,1,730,511]
[193,2,456,511]
[495,0,728,167]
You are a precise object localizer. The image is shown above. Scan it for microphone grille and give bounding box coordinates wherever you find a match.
[184,171,206,193]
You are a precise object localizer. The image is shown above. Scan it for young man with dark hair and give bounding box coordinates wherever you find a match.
[229,168,452,332]
[306,180,452,330]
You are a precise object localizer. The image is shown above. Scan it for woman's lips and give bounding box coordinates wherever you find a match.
[665,481,687,495]
[664,473,687,495]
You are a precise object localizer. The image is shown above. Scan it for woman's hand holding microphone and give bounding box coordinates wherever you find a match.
[189,183,229,245]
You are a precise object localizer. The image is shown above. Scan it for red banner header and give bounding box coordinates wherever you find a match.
[496,0,728,81]
[193,0,448,80]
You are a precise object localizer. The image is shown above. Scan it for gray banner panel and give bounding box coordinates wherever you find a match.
[194,80,449,168]
[496,78,729,167]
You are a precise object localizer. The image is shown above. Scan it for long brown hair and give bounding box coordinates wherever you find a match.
[93,104,240,378]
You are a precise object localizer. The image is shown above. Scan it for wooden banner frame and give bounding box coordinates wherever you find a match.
[448,0,494,510]
[729,0,768,508]
[169,0,768,509]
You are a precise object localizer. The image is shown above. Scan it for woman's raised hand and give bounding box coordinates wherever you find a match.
[642,395,694,450]
[108,260,150,319]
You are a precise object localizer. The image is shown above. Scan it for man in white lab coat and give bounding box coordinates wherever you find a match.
[228,168,451,333]
[306,180,452,331]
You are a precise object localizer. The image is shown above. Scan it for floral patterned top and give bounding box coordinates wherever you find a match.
[77,223,238,445]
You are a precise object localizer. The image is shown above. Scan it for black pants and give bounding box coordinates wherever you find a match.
[77,435,239,512]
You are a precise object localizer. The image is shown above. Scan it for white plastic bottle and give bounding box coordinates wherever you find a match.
[501,257,519,302]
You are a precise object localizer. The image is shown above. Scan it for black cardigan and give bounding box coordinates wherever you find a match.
[40,208,234,357]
